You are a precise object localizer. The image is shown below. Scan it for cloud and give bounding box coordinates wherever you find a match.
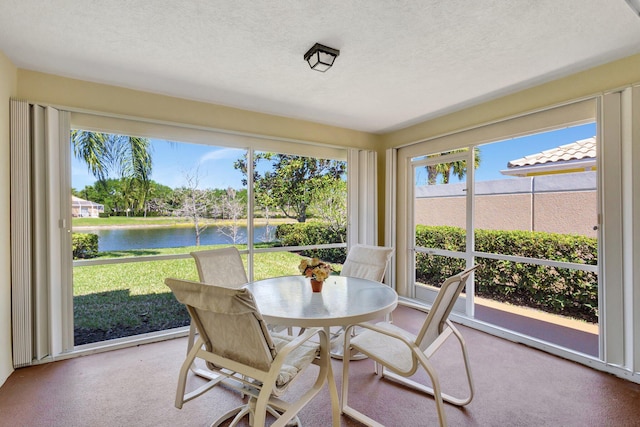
[198,148,245,165]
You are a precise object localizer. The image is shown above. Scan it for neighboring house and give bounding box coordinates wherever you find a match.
[500,136,596,177]
[71,196,104,218]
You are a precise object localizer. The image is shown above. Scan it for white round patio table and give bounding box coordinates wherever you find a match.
[245,275,398,330]
[245,275,396,426]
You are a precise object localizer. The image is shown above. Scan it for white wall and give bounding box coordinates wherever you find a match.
[0,50,17,385]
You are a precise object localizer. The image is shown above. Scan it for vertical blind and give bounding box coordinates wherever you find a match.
[347,149,377,247]
[10,99,71,367]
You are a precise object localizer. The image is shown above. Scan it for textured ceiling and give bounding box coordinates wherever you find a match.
[2,1,640,133]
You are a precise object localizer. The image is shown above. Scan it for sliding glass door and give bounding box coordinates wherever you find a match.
[398,99,600,357]
[471,126,599,356]
[411,150,472,315]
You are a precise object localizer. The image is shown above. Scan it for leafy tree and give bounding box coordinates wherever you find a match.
[137,181,173,216]
[73,179,171,216]
[234,153,346,222]
[74,179,123,214]
[71,130,153,214]
[72,130,152,182]
[426,148,481,185]
[309,178,347,236]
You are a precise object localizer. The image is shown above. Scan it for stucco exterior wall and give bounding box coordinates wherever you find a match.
[475,194,533,231]
[414,172,597,238]
[415,191,596,238]
[415,196,468,228]
[535,191,597,236]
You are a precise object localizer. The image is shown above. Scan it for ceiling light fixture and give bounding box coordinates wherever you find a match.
[304,43,340,72]
[625,0,640,16]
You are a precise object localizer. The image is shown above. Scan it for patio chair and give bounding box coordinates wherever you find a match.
[331,244,394,359]
[191,247,249,289]
[191,247,293,338]
[340,244,394,282]
[341,265,479,427]
[165,277,337,427]
[187,247,251,380]
[341,244,394,321]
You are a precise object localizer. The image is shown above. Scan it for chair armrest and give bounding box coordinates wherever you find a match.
[346,322,416,350]
[271,327,325,367]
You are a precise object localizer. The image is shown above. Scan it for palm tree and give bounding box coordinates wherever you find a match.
[71,130,153,214]
[426,148,481,185]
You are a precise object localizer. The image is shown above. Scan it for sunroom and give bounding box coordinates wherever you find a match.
[1,1,640,425]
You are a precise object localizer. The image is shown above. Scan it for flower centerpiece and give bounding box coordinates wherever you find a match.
[298,257,332,292]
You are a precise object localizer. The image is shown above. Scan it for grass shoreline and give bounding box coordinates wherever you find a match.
[73,216,295,230]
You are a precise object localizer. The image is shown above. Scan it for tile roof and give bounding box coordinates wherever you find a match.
[507,136,596,168]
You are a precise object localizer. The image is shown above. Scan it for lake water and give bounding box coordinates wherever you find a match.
[78,225,275,251]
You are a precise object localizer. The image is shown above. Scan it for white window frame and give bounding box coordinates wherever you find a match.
[63,109,370,357]
[392,96,640,383]
[13,104,377,363]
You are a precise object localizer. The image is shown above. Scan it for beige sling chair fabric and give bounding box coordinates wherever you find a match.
[187,247,252,380]
[166,278,338,427]
[341,265,479,427]
[191,247,249,288]
[330,245,394,359]
[340,244,394,282]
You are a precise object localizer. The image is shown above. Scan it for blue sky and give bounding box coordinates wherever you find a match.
[474,122,596,181]
[414,122,596,185]
[72,122,597,190]
[72,139,248,190]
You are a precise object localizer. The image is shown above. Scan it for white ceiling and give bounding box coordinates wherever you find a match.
[2,0,640,134]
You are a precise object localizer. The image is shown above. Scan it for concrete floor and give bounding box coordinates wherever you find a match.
[0,305,638,426]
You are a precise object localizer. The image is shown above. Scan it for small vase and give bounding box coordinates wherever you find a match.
[310,278,324,292]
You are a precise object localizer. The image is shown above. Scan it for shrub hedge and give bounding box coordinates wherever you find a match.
[72,233,99,259]
[275,222,347,264]
[416,225,598,323]
[276,222,598,323]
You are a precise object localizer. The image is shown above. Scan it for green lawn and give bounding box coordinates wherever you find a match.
[73,245,315,345]
[73,216,192,228]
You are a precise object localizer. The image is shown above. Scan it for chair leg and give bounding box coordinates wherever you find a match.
[341,326,385,426]
[186,322,196,354]
[449,322,475,405]
[175,337,202,409]
[186,323,226,386]
[415,353,448,427]
[211,406,246,427]
[381,325,474,407]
